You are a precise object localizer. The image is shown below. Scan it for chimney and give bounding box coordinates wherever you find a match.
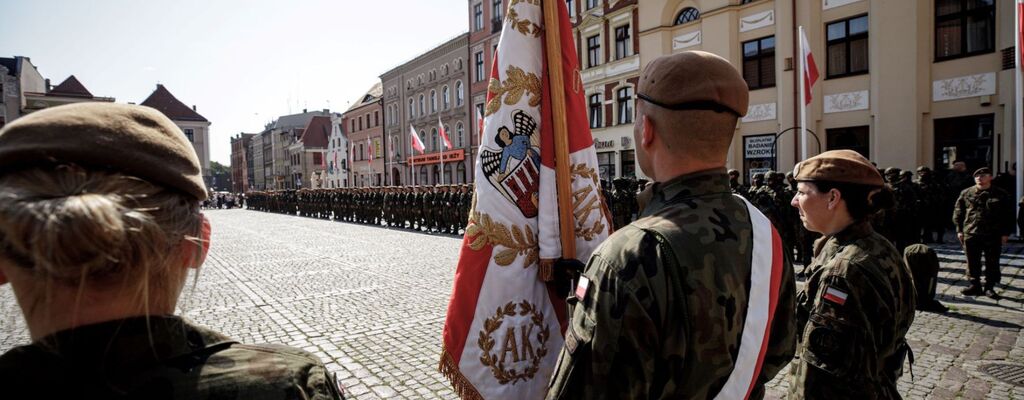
[45,78,51,92]
[192,105,197,111]
[303,108,307,113]
[323,108,329,114]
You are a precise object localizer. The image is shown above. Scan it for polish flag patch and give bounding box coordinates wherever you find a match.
[575,276,590,301]
[823,287,848,306]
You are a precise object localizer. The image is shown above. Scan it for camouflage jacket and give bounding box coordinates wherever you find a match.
[788,221,916,400]
[547,168,797,400]
[0,316,344,399]
[953,185,1015,239]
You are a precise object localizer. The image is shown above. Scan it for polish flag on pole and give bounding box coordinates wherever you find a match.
[438,1,611,398]
[410,125,425,154]
[348,142,354,170]
[1015,0,1024,237]
[798,26,819,160]
[476,107,485,141]
[439,117,453,150]
[367,137,374,161]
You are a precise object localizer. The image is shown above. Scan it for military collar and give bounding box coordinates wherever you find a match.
[34,315,234,370]
[830,220,876,245]
[641,168,731,217]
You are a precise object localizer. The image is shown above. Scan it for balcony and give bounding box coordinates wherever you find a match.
[580,54,640,83]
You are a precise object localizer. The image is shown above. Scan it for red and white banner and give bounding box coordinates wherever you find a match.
[439,117,453,150]
[410,125,425,154]
[439,1,611,398]
[799,28,819,106]
[367,138,374,161]
[715,197,785,400]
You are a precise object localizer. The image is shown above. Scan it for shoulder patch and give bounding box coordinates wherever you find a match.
[823,286,848,306]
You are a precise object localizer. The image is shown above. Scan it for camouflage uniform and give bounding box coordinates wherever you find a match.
[547,169,796,399]
[788,221,916,399]
[952,185,1015,291]
[0,316,343,399]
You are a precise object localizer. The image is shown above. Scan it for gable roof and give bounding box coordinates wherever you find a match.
[345,82,383,112]
[299,116,332,148]
[140,84,208,122]
[48,75,93,98]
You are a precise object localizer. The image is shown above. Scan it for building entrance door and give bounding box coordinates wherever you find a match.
[934,114,993,176]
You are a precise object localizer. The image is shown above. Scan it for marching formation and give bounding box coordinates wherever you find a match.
[246,185,474,234]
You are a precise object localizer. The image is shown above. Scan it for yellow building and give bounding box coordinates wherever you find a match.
[637,0,1015,182]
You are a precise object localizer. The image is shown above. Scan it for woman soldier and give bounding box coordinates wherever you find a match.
[0,103,343,399]
[787,150,916,399]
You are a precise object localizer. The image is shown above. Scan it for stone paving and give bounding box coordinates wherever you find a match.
[2,209,1023,399]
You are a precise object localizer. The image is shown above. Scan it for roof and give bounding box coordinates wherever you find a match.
[345,82,383,112]
[48,75,93,98]
[299,116,332,148]
[140,84,208,122]
[273,110,330,130]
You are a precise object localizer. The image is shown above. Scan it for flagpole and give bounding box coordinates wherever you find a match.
[799,25,808,161]
[1016,0,1023,237]
[542,0,577,263]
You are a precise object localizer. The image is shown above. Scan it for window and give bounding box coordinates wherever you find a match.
[350,120,356,132]
[313,152,323,166]
[374,111,379,126]
[431,128,439,152]
[614,25,631,60]
[743,36,776,90]
[675,7,700,25]
[358,117,363,131]
[456,122,465,147]
[586,0,598,10]
[442,85,451,109]
[359,144,364,161]
[589,93,603,128]
[597,151,614,183]
[430,90,437,113]
[616,87,633,125]
[419,94,426,114]
[567,0,575,16]
[456,81,465,106]
[474,3,484,31]
[620,150,635,178]
[475,52,485,82]
[826,15,869,79]
[827,126,870,159]
[493,0,504,33]
[935,0,995,61]
[587,35,601,68]
[409,98,415,118]
[184,128,194,142]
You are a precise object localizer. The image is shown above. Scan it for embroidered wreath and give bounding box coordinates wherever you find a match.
[477,300,551,385]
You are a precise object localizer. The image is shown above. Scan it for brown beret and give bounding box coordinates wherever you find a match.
[0,102,207,201]
[638,50,749,116]
[973,167,992,177]
[793,150,884,187]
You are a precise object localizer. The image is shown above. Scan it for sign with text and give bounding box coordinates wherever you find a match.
[743,134,776,183]
[408,148,465,166]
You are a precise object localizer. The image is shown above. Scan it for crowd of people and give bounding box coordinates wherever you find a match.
[202,191,244,209]
[2,51,1023,399]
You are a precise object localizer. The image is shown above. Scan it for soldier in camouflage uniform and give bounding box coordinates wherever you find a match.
[0,103,343,399]
[728,169,748,198]
[548,51,795,399]
[885,167,920,252]
[953,167,1015,298]
[914,166,946,243]
[610,178,637,230]
[788,150,915,399]
[748,172,765,199]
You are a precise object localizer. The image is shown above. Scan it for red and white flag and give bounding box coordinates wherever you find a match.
[439,117,453,150]
[410,125,425,154]
[439,1,611,399]
[348,142,354,170]
[367,138,374,161]
[476,107,485,141]
[800,28,820,105]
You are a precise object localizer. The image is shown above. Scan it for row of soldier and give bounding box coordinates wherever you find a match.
[246,185,473,235]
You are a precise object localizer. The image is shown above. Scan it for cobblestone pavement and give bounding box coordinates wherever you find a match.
[2,209,1023,399]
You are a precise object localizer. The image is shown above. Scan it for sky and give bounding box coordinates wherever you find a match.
[1,0,468,165]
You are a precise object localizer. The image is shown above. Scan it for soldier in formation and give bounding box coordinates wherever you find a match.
[245,184,475,235]
[953,167,1015,298]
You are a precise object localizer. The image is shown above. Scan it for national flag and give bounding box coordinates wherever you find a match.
[439,116,453,150]
[410,125,425,154]
[823,287,849,306]
[1019,0,1024,66]
[800,28,820,106]
[367,137,374,161]
[348,142,354,170]
[476,106,485,140]
[438,1,611,398]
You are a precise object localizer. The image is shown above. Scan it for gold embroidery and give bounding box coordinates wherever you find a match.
[485,66,542,117]
[478,300,551,385]
[571,164,606,240]
[506,7,542,38]
[466,211,540,268]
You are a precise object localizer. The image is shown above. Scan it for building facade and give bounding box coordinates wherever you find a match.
[570,0,641,183]
[255,110,336,190]
[381,33,471,187]
[325,113,349,188]
[1,57,114,128]
[140,84,212,185]
[288,115,332,188]
[638,0,1017,181]
[230,133,256,193]
[344,83,385,187]
[467,0,508,177]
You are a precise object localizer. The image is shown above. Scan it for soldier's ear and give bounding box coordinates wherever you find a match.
[827,188,841,210]
[640,115,656,147]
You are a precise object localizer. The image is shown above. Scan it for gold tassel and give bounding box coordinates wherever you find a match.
[438,345,485,400]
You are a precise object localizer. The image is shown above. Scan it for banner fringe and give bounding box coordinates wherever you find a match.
[438,345,485,400]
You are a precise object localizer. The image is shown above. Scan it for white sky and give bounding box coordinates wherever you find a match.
[1,0,468,164]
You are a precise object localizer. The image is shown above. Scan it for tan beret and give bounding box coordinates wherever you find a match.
[793,150,884,187]
[638,50,749,116]
[0,102,207,201]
